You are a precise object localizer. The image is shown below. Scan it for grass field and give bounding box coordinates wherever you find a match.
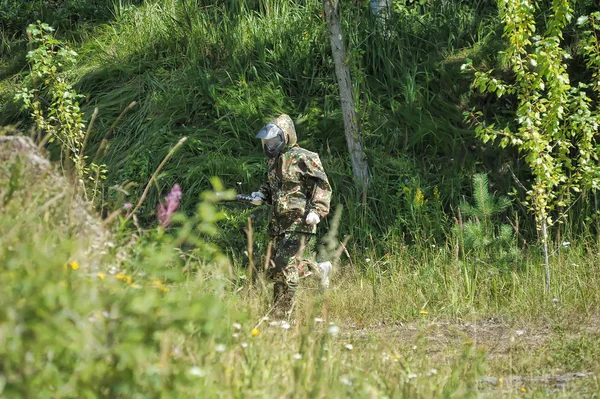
[1,135,599,397]
[2,0,600,397]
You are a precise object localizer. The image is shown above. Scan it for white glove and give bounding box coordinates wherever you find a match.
[305,211,320,225]
[250,191,265,206]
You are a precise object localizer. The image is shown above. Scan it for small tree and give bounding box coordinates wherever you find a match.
[454,174,518,270]
[463,2,600,291]
[15,22,107,201]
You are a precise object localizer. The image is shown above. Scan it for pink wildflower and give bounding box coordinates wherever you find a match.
[157,184,182,228]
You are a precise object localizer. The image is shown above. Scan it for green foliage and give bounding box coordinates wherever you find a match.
[464,1,600,232]
[454,173,518,270]
[461,173,511,229]
[15,22,107,200]
[0,169,238,397]
[0,0,507,252]
[0,130,497,398]
[3,0,599,254]
[2,128,600,396]
[0,0,134,37]
[2,0,600,394]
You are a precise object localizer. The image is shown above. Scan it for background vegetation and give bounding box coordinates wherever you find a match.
[1,0,600,396]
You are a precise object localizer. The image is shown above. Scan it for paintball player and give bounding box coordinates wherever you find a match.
[249,114,332,316]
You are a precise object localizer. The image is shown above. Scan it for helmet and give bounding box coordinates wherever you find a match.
[256,123,285,158]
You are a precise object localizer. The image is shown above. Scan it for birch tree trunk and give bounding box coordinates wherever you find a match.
[323,0,370,188]
[541,219,550,293]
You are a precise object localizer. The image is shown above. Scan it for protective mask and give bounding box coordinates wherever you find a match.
[256,123,285,158]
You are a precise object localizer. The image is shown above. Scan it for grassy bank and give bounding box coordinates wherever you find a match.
[2,1,600,396]
[2,136,599,397]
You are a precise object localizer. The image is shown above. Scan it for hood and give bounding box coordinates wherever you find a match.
[269,114,297,153]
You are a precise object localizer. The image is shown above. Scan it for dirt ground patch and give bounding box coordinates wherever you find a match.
[341,315,600,395]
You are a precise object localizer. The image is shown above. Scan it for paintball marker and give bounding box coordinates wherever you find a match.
[214,191,256,203]
[234,194,255,202]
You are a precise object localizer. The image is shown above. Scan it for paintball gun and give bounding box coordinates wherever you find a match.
[234,194,255,202]
[214,191,256,203]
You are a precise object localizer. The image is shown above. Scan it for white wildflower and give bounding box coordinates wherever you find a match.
[344,344,354,351]
[339,375,352,386]
[328,325,340,335]
[215,344,226,353]
[188,366,205,377]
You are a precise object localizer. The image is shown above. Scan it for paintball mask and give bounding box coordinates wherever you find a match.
[256,123,285,158]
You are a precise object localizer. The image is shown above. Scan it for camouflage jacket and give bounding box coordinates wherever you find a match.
[258,114,332,235]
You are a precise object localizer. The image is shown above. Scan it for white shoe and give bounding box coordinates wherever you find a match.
[318,261,332,289]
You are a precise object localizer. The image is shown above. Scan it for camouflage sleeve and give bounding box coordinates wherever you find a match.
[300,153,331,218]
[257,160,273,204]
[258,182,272,205]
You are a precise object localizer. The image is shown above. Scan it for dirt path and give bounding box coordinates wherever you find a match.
[341,316,600,394]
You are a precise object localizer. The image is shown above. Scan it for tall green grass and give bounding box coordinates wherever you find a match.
[2,132,599,397]
[1,0,514,249]
[3,0,600,300]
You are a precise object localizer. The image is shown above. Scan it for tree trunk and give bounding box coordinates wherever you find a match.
[541,218,550,293]
[323,0,370,188]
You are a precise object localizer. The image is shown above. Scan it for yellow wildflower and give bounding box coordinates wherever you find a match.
[521,387,526,393]
[419,310,429,315]
[69,262,79,270]
[414,188,425,208]
[251,328,260,337]
[97,273,105,280]
[116,274,132,284]
[152,279,169,292]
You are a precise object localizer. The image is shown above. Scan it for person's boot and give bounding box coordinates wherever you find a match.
[317,261,332,289]
[272,282,293,319]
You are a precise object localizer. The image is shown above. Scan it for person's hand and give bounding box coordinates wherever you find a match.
[250,191,265,206]
[305,211,320,225]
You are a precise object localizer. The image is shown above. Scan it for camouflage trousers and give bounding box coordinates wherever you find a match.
[267,232,316,311]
